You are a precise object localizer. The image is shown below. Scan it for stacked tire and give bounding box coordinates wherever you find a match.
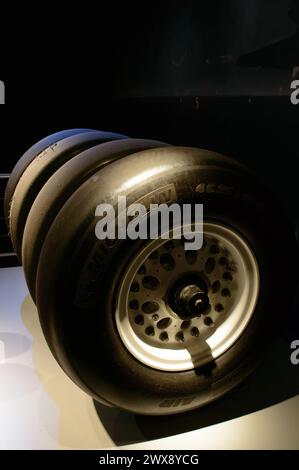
[4,128,298,415]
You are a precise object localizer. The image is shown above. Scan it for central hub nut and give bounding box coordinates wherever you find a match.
[178,284,210,319]
[168,274,210,320]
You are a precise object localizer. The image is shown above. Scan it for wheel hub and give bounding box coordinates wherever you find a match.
[168,274,210,320]
[115,222,259,372]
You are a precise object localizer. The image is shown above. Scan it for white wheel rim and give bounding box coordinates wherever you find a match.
[115,222,259,372]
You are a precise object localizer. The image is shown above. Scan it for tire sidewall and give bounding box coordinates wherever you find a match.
[36,149,298,414]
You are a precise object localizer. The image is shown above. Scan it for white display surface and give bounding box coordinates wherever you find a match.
[0,266,299,450]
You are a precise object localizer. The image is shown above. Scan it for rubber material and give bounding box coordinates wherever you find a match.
[9,130,127,260]
[4,128,97,223]
[35,146,298,414]
[23,138,170,300]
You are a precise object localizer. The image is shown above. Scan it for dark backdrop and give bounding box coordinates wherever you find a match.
[1,1,299,225]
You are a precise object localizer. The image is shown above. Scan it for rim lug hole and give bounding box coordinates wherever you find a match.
[129,299,139,310]
[211,280,221,293]
[219,257,227,266]
[134,315,144,325]
[190,327,200,337]
[221,288,231,297]
[204,317,214,327]
[159,332,169,342]
[223,271,233,281]
[130,282,140,292]
[164,241,174,250]
[175,331,185,343]
[205,257,216,274]
[142,275,160,290]
[210,244,220,254]
[160,253,176,271]
[157,318,172,329]
[137,265,146,275]
[215,303,224,312]
[141,301,159,314]
[145,326,155,336]
[149,250,159,260]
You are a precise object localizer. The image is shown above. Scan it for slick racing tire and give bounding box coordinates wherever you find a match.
[4,128,97,223]
[22,138,170,300]
[7,129,127,260]
[32,145,298,415]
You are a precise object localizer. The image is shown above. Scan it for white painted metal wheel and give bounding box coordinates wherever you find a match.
[116,222,259,372]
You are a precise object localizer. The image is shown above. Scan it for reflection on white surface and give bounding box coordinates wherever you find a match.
[0,340,4,363]
[0,266,299,449]
[0,267,113,450]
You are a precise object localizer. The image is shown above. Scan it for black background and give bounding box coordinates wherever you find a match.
[1,1,299,226]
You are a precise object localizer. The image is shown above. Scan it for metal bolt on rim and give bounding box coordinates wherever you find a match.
[115,222,259,372]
